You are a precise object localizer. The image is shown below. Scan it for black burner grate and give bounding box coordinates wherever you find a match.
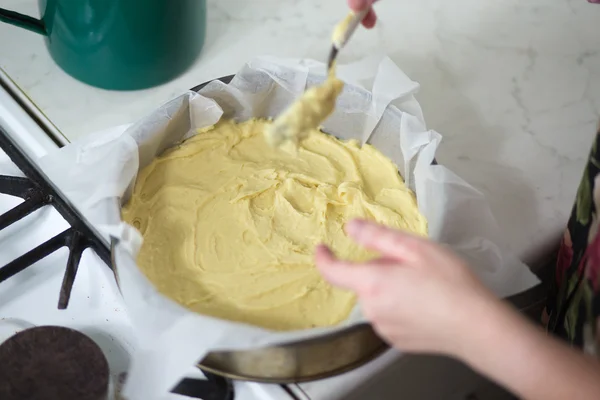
[0,125,112,309]
[170,372,235,400]
[0,123,236,400]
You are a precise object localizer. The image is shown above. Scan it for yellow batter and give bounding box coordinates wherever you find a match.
[265,69,344,153]
[122,119,427,331]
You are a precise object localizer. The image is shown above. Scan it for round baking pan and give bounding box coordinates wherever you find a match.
[112,74,396,384]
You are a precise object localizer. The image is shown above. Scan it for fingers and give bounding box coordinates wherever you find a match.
[345,219,431,264]
[347,0,377,28]
[315,244,393,293]
[348,0,372,11]
[362,8,377,28]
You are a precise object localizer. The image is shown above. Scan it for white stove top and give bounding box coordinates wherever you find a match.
[0,67,513,400]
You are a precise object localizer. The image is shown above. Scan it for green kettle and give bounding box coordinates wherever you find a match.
[0,0,207,90]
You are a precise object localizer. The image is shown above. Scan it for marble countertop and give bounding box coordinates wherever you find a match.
[1,0,599,266]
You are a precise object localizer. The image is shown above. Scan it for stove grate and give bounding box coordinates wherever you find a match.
[0,126,111,309]
[0,123,237,400]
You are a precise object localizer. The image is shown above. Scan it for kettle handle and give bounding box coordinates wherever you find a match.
[0,8,46,35]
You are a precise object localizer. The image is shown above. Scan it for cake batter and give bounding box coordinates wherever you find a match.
[265,69,344,153]
[122,119,427,331]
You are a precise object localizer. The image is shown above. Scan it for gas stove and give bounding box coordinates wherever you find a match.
[0,67,527,400]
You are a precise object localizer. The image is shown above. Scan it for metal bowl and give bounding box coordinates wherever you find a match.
[111,75,388,384]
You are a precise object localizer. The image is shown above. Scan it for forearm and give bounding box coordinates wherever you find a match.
[460,299,600,400]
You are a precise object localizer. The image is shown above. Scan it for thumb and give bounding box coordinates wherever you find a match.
[315,244,392,293]
[348,0,372,11]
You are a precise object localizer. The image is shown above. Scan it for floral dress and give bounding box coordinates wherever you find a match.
[546,125,600,355]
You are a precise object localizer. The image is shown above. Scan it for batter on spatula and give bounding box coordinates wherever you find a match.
[264,6,367,152]
[264,69,344,153]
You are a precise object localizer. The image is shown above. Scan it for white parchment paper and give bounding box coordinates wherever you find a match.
[38,55,539,400]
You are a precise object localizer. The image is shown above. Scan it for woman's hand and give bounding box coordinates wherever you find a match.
[348,0,378,28]
[315,219,498,358]
[317,220,600,400]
